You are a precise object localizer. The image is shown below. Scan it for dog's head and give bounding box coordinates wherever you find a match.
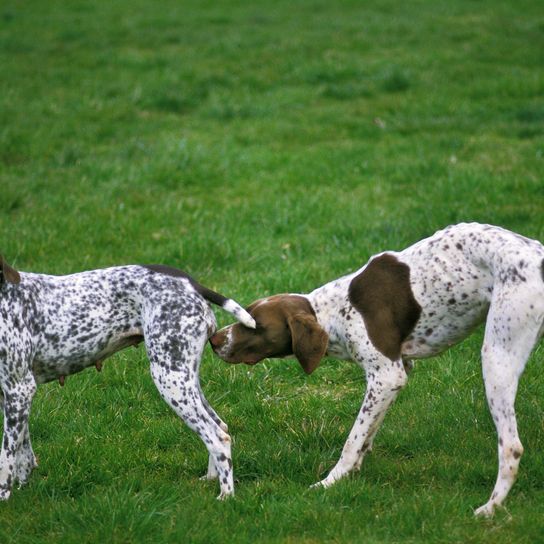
[209,294,328,374]
[0,255,20,285]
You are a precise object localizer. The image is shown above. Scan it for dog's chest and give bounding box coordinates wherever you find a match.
[309,280,362,360]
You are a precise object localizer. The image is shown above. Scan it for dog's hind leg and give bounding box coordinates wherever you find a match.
[196,381,228,482]
[474,291,543,517]
[144,317,234,499]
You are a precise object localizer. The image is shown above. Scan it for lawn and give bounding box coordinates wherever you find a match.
[1,0,543,542]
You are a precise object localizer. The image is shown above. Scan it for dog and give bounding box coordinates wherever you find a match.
[0,258,256,500]
[210,223,544,516]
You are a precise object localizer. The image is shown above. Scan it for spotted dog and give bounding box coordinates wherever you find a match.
[210,223,544,516]
[0,259,256,500]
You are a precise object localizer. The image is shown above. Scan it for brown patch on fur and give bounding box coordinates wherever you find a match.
[0,255,21,284]
[348,254,422,361]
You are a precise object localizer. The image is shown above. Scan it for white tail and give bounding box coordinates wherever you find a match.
[222,299,256,329]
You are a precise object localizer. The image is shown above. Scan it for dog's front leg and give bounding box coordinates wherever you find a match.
[15,422,38,487]
[0,373,37,499]
[1,387,38,486]
[312,358,408,489]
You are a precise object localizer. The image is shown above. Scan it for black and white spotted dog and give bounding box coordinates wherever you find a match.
[210,223,544,516]
[0,258,256,500]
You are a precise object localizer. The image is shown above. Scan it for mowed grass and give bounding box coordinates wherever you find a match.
[1,0,544,542]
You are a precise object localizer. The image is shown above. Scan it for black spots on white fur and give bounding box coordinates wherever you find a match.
[499,266,527,284]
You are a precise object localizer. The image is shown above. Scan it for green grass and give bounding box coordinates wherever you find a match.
[1,0,544,542]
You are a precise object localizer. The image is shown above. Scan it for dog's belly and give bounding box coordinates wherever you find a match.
[399,246,494,359]
[401,301,489,359]
[32,328,144,384]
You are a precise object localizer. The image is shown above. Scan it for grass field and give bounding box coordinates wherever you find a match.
[1,0,544,542]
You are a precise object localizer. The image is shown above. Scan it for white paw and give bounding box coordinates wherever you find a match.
[474,502,495,518]
[216,490,234,501]
[309,478,332,490]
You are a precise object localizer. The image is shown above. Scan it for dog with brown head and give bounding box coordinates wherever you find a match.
[210,294,328,374]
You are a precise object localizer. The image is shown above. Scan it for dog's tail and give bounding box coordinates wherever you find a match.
[194,283,256,329]
[143,265,256,329]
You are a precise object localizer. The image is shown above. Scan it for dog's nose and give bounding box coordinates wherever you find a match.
[209,333,222,348]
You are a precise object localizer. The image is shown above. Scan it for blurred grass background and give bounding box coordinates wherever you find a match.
[1,0,543,542]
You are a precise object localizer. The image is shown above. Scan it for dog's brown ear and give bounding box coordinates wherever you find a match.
[287,313,328,375]
[0,255,21,285]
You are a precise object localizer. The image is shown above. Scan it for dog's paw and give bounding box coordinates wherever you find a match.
[0,485,11,501]
[309,479,329,490]
[14,450,37,487]
[15,462,35,487]
[216,490,234,501]
[474,502,495,518]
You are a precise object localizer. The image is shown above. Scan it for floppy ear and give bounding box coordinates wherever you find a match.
[0,255,21,285]
[287,313,328,375]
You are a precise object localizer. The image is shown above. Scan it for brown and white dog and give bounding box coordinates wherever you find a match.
[210,223,544,516]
